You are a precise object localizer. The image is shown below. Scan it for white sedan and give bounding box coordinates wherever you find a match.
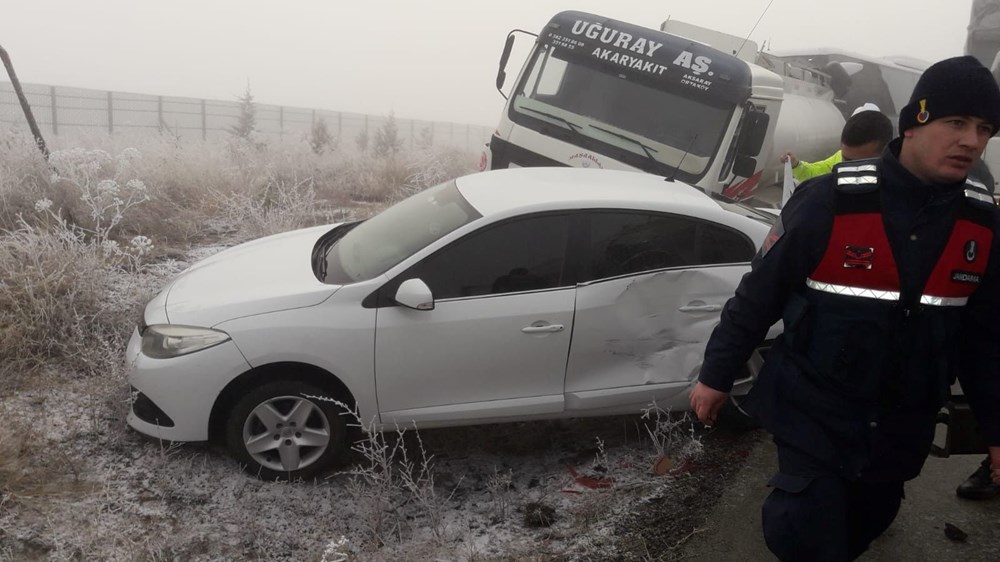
[126,167,774,479]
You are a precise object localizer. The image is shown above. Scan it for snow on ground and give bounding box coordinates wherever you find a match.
[0,374,735,561]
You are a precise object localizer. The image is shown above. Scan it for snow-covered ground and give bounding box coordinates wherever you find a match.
[0,376,758,561]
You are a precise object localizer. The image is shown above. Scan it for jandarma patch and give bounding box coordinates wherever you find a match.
[761,218,785,257]
[964,240,978,263]
[952,270,981,284]
[917,99,930,124]
[843,246,874,269]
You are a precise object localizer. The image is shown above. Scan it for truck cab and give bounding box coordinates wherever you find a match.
[486,11,782,201]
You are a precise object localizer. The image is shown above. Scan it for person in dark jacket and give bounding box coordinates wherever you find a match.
[689,55,1000,561]
[957,155,1000,503]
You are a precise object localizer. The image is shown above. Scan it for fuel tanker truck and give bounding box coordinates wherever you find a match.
[481,11,926,205]
[967,0,1000,184]
[966,0,1000,70]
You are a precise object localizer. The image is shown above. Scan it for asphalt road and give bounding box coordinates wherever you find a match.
[678,434,1000,561]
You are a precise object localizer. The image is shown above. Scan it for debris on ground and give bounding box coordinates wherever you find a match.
[944,522,969,542]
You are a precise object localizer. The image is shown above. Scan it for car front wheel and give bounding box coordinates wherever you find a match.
[225,380,347,480]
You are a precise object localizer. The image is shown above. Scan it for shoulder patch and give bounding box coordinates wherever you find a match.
[760,217,785,258]
[964,180,996,206]
[833,158,880,194]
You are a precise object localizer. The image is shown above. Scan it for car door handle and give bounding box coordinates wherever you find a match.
[521,324,565,333]
[679,304,722,313]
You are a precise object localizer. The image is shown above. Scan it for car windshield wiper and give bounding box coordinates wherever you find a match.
[519,106,584,136]
[311,221,363,282]
[588,124,660,165]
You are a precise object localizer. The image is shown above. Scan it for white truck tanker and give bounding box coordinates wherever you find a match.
[481,11,926,205]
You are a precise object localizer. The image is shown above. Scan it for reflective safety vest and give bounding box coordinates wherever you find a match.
[779,160,997,406]
[750,161,1000,481]
[805,162,995,308]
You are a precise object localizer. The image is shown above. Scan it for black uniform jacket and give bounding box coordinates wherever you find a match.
[699,139,1000,482]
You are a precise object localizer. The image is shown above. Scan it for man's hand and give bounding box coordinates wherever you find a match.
[689,382,730,426]
[779,151,800,167]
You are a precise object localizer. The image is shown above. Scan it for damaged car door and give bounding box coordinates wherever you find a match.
[563,210,757,413]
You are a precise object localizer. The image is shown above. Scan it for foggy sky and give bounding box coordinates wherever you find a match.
[0,0,976,127]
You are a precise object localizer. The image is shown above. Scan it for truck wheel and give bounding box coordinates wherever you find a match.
[225,380,347,480]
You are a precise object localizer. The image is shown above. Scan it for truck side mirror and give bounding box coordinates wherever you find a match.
[733,155,757,178]
[496,34,517,96]
[496,30,538,100]
[737,111,770,157]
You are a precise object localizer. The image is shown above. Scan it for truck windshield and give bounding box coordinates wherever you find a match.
[511,44,735,182]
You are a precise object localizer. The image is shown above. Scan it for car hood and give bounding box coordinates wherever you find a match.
[162,224,341,327]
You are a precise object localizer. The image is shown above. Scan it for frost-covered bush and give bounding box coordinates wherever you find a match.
[47,147,151,246]
[210,175,325,242]
[0,129,52,231]
[0,146,158,386]
[0,220,116,384]
[641,403,704,469]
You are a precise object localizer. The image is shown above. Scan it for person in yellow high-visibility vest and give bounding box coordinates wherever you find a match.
[780,103,892,183]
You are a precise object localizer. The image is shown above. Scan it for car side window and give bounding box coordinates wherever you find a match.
[583,211,754,282]
[415,214,572,299]
[699,221,756,264]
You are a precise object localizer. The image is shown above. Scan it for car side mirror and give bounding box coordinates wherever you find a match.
[395,278,435,311]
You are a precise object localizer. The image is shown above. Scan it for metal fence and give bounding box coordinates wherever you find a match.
[0,81,493,152]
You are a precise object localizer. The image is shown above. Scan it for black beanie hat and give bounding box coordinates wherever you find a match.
[898,55,1000,135]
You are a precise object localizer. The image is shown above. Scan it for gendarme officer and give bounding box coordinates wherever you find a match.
[690,56,1000,561]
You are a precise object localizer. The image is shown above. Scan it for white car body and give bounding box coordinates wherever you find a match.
[126,167,775,476]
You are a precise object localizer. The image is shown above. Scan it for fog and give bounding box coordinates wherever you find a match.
[0,0,975,127]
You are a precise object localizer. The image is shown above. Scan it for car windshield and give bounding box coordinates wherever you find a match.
[511,45,734,180]
[324,180,480,284]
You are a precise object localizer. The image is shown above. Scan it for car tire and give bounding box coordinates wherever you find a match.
[225,380,347,480]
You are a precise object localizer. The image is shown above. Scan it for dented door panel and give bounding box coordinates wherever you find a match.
[564,265,747,404]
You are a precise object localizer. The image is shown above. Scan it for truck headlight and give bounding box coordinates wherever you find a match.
[140,324,231,359]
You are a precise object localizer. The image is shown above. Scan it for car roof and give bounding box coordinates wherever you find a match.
[455,167,722,217]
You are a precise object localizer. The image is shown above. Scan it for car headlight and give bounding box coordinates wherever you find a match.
[140,324,231,359]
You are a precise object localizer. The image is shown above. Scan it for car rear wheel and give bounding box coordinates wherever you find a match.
[225,380,346,480]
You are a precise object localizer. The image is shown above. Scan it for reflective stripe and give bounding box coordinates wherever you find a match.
[837,164,878,174]
[964,188,995,204]
[919,295,968,306]
[966,178,988,191]
[806,278,900,301]
[837,175,878,185]
[807,279,970,307]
